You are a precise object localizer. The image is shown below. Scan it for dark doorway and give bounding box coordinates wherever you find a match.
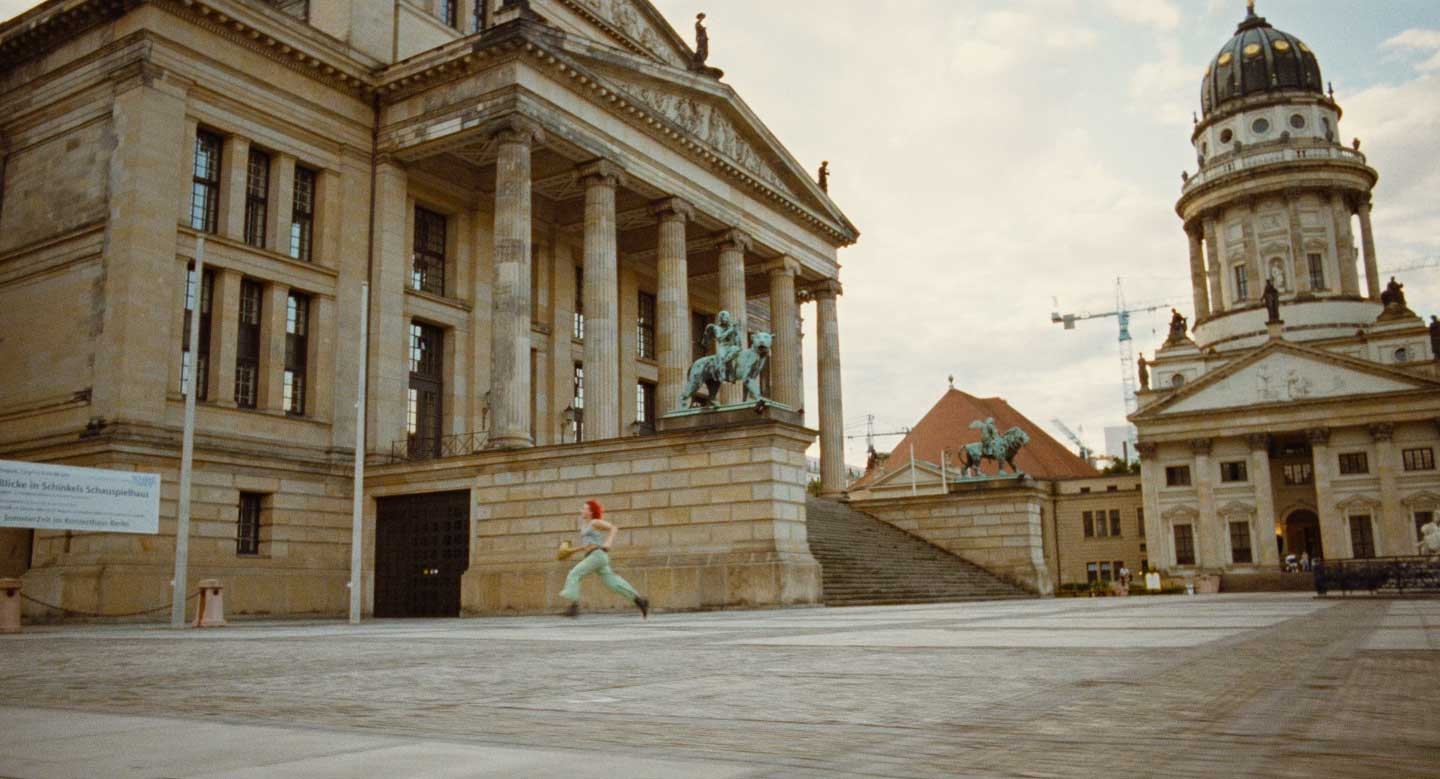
[374,491,470,618]
[1284,509,1323,560]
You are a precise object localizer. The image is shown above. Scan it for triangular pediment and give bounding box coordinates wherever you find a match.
[868,459,945,489]
[1402,491,1440,509]
[540,0,694,68]
[1162,504,1199,522]
[1136,341,1440,419]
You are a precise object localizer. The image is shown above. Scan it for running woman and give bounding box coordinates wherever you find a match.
[559,499,650,618]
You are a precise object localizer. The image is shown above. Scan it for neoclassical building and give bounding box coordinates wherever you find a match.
[1133,4,1440,577]
[0,0,857,617]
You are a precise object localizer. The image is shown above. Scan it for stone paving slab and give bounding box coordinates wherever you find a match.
[2,594,1438,778]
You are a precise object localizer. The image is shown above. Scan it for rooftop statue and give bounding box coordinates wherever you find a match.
[1429,316,1440,361]
[693,13,710,66]
[1137,354,1149,390]
[817,160,829,193]
[958,417,1029,478]
[1380,276,1406,308]
[1261,278,1281,323]
[681,311,773,408]
[1166,308,1188,343]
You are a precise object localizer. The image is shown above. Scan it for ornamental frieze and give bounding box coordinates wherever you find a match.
[573,0,687,68]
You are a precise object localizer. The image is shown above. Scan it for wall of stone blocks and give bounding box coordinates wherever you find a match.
[366,420,821,615]
[1049,484,1147,585]
[852,483,1054,595]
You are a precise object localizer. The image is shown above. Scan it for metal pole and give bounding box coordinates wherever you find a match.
[171,236,204,628]
[940,448,948,493]
[909,441,917,495]
[349,282,369,624]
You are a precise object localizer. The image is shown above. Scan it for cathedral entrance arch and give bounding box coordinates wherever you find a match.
[374,491,470,618]
[1283,509,1322,561]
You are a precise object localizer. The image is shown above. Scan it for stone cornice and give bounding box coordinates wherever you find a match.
[0,0,146,71]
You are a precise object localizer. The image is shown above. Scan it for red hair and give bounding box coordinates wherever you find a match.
[585,499,604,519]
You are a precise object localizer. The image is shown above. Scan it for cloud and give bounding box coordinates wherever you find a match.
[1128,42,1202,125]
[1104,0,1181,31]
[1381,28,1440,72]
[950,8,1097,75]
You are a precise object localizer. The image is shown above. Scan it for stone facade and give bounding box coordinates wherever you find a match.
[0,0,856,618]
[1133,6,1440,579]
[1043,475,1146,586]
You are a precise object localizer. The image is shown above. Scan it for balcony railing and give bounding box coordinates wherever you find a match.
[1182,145,1367,193]
[1312,555,1440,596]
[388,430,489,464]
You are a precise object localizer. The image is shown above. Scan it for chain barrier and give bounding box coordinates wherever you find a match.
[19,590,199,619]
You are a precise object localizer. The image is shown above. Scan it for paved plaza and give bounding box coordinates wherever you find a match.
[2,593,1438,778]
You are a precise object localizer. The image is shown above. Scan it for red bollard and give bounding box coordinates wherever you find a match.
[193,579,227,627]
[0,578,21,634]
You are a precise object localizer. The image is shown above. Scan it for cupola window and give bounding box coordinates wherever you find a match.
[1289,114,1306,129]
[1220,129,1234,144]
[1251,117,1271,135]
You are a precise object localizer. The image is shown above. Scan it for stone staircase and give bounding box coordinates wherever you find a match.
[805,497,1032,606]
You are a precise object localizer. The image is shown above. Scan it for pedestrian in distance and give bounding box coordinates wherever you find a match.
[558,499,650,619]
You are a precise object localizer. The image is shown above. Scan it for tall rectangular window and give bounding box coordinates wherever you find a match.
[407,322,444,458]
[1349,515,1375,559]
[412,207,446,295]
[1165,465,1192,487]
[1229,521,1253,563]
[243,148,270,248]
[284,293,309,416]
[1403,448,1435,472]
[1233,264,1249,301]
[1109,509,1122,537]
[637,291,657,360]
[1282,463,1313,485]
[190,131,222,233]
[1338,452,1369,475]
[1416,511,1435,543]
[181,266,214,400]
[1307,253,1325,290]
[1219,461,1248,482]
[573,266,586,340]
[1174,524,1196,566]
[438,0,457,27]
[235,280,262,409]
[570,362,585,443]
[1137,508,1145,537]
[636,381,656,435]
[1083,510,1094,538]
[289,166,315,262]
[472,0,488,31]
[237,492,262,555]
[1086,562,1099,583]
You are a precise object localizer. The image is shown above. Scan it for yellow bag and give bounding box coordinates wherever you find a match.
[556,540,577,561]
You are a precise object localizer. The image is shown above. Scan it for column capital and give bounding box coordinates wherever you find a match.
[1189,437,1212,455]
[490,116,545,146]
[1246,433,1270,451]
[1367,422,1394,442]
[763,256,801,277]
[1306,427,1331,445]
[649,196,694,222]
[717,228,752,254]
[1357,193,1374,210]
[1135,441,1158,460]
[806,278,843,300]
[575,159,626,189]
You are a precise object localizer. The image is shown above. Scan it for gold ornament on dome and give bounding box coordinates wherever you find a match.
[1299,42,1311,53]
[1218,51,1233,66]
[1244,43,1262,58]
[1273,40,1291,52]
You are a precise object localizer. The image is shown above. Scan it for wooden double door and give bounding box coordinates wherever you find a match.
[374,491,470,618]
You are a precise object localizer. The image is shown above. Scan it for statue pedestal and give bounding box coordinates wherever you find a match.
[1267,320,1284,340]
[659,401,803,433]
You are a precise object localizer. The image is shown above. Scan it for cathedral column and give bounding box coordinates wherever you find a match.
[814,279,846,497]
[1330,194,1360,296]
[1136,442,1166,565]
[1187,225,1210,318]
[1247,434,1280,568]
[488,120,543,449]
[1286,191,1310,294]
[717,229,751,406]
[1357,196,1381,301]
[651,197,693,412]
[766,257,802,408]
[1191,438,1220,568]
[1309,427,1344,560]
[577,160,624,440]
[1369,423,1407,556]
[1203,216,1223,312]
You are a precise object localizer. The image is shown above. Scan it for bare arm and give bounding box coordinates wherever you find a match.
[590,518,618,551]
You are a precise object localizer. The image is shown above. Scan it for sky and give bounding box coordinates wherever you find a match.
[3,0,1437,469]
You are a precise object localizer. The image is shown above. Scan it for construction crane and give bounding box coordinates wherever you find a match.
[1050,418,1093,463]
[1381,256,1440,275]
[1051,277,1171,415]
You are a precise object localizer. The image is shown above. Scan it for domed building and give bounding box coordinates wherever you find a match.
[1131,3,1440,580]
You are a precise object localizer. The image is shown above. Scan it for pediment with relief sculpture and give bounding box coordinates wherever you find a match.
[547,0,693,68]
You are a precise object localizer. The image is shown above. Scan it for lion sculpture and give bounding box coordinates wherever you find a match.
[959,422,1030,477]
[681,331,772,408]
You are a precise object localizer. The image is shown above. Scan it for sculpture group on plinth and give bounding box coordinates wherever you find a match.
[958,417,1029,478]
[1380,276,1407,309]
[681,310,773,409]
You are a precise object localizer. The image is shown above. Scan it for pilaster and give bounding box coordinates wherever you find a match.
[310,293,336,423]
[211,269,243,408]
[218,135,251,242]
[1369,423,1406,556]
[370,158,411,451]
[1191,437,1219,568]
[1247,433,1279,567]
[1330,194,1360,296]
[258,283,289,412]
[1308,427,1344,560]
[1285,191,1309,294]
[1203,216,1223,313]
[1136,441,1165,565]
[267,153,296,256]
[1187,225,1209,318]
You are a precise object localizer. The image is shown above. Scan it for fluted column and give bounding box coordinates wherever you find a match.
[1330,194,1360,296]
[814,279,846,497]
[1247,434,1280,568]
[1370,424,1406,555]
[651,197,693,412]
[1357,197,1380,300]
[1203,216,1223,312]
[1309,427,1342,560]
[1191,438,1218,568]
[766,257,802,408]
[1136,441,1166,566]
[577,160,624,440]
[212,268,243,407]
[717,229,751,406]
[1187,225,1209,318]
[488,121,543,449]
[1286,191,1310,294]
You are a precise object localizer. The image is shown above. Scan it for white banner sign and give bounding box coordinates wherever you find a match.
[0,459,161,534]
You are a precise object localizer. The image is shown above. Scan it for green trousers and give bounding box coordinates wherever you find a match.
[559,549,640,602]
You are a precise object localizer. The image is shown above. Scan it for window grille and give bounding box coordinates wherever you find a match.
[235,280,262,408]
[191,131,222,233]
[237,492,262,555]
[412,207,447,295]
[290,166,315,262]
[284,293,309,415]
[244,149,270,248]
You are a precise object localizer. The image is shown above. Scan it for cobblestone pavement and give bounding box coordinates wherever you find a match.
[2,594,1438,778]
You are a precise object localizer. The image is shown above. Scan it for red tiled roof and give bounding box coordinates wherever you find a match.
[851,388,1099,489]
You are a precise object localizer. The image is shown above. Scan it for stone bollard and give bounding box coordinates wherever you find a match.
[0,578,21,634]
[193,579,227,628]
